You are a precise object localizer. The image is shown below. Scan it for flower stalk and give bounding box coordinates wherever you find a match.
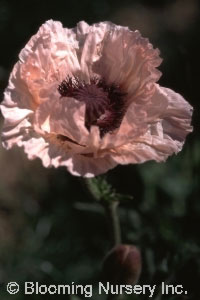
[104,200,122,300]
[84,177,142,300]
[83,177,122,246]
[102,200,121,246]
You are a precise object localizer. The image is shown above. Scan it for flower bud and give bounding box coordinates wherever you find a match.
[102,244,142,285]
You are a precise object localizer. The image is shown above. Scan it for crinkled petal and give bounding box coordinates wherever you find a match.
[110,85,193,165]
[34,96,89,145]
[98,84,168,150]
[73,21,113,81]
[160,86,193,142]
[18,20,80,107]
[1,105,33,127]
[111,135,181,165]
[2,62,36,110]
[22,137,51,167]
[59,151,118,177]
[92,24,162,102]
[22,136,117,177]
[1,96,33,149]
[19,19,80,79]
[1,119,32,149]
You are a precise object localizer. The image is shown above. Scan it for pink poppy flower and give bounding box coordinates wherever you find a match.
[0,20,193,177]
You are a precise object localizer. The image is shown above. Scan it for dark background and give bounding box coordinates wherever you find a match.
[0,0,199,299]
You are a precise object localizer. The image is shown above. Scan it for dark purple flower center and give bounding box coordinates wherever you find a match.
[58,76,127,137]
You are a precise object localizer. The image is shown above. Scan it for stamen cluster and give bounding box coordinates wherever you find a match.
[58,77,127,137]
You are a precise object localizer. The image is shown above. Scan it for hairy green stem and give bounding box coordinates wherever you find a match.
[103,200,121,246]
[83,177,122,246]
[103,200,121,300]
[83,178,122,300]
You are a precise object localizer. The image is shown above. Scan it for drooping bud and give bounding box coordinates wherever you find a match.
[102,244,142,285]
